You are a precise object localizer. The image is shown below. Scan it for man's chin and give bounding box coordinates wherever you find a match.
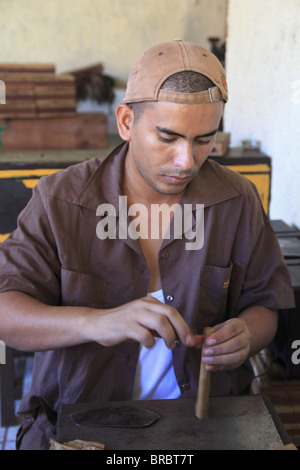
[151,184,187,196]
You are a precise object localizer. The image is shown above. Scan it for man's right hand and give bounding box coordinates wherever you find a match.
[85,295,192,349]
[0,291,192,352]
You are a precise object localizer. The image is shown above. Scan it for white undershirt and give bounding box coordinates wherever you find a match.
[131,289,181,400]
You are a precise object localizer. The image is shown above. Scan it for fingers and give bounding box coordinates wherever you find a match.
[96,296,192,349]
[138,296,191,348]
[200,318,252,372]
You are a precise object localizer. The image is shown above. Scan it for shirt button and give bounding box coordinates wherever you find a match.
[166,295,174,302]
[160,251,169,259]
[181,383,190,391]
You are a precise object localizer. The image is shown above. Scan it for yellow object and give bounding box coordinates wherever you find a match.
[22,179,40,189]
[0,169,60,178]
[0,233,9,243]
[224,163,270,216]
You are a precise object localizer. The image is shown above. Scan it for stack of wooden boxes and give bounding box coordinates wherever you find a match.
[0,64,108,150]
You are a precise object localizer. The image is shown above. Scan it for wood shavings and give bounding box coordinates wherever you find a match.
[49,438,105,450]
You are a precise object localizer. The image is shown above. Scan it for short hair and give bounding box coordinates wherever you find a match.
[160,71,215,93]
[127,71,215,123]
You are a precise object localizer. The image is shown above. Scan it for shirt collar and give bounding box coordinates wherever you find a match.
[74,141,239,211]
[73,142,127,212]
[182,158,240,208]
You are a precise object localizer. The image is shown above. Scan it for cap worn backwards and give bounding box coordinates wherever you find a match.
[123,39,228,105]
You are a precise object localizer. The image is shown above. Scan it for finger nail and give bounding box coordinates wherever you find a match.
[204,348,213,355]
[185,334,192,346]
[202,356,212,364]
[207,338,217,346]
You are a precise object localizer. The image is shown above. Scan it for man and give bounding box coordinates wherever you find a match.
[0,40,295,449]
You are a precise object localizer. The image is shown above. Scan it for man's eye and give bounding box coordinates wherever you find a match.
[196,139,211,145]
[159,135,175,143]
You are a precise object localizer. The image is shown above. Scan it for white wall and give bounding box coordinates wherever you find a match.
[225,0,300,228]
[0,0,227,133]
[0,0,227,83]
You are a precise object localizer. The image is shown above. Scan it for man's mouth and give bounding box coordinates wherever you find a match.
[161,174,194,185]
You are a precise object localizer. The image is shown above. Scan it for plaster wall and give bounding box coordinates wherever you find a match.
[225,0,300,227]
[0,0,227,133]
[0,0,227,82]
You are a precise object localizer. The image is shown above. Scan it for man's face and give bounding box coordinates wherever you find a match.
[124,100,224,197]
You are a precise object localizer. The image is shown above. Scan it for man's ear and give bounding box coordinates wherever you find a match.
[115,104,134,141]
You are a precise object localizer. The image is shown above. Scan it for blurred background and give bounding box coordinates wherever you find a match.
[0,0,298,226]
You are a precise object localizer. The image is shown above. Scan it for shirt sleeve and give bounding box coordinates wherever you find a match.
[231,186,295,314]
[0,182,61,305]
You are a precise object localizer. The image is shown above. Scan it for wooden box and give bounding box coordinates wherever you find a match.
[0,113,108,150]
[210,131,230,157]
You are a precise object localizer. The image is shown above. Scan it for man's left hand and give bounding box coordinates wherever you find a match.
[186,318,252,371]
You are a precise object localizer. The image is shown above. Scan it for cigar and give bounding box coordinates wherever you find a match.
[195,327,214,419]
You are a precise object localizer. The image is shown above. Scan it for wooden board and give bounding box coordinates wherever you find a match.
[5,83,34,98]
[34,76,76,117]
[65,63,103,76]
[0,110,37,119]
[0,114,108,150]
[0,63,55,82]
[0,100,36,109]
[2,82,36,118]
[0,69,77,119]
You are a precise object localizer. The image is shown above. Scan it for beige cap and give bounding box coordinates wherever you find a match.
[123,39,228,105]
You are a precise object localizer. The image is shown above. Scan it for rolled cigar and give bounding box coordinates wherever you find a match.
[195,326,214,419]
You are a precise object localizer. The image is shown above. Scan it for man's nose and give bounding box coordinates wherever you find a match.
[173,142,195,171]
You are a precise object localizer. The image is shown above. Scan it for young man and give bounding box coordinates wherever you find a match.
[0,40,295,449]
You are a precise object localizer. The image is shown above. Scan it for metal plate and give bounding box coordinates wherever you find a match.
[68,405,160,428]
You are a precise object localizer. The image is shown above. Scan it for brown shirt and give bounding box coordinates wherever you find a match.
[0,142,295,448]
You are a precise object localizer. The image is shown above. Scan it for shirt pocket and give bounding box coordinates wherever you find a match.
[198,262,233,327]
[60,268,106,308]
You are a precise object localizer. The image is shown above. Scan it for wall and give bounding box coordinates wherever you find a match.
[0,0,227,133]
[0,0,227,82]
[225,0,300,228]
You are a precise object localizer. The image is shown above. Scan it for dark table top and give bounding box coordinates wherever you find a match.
[57,395,291,450]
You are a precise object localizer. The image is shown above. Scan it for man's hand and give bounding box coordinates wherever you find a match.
[86,295,192,349]
[186,318,252,371]
[0,291,190,352]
